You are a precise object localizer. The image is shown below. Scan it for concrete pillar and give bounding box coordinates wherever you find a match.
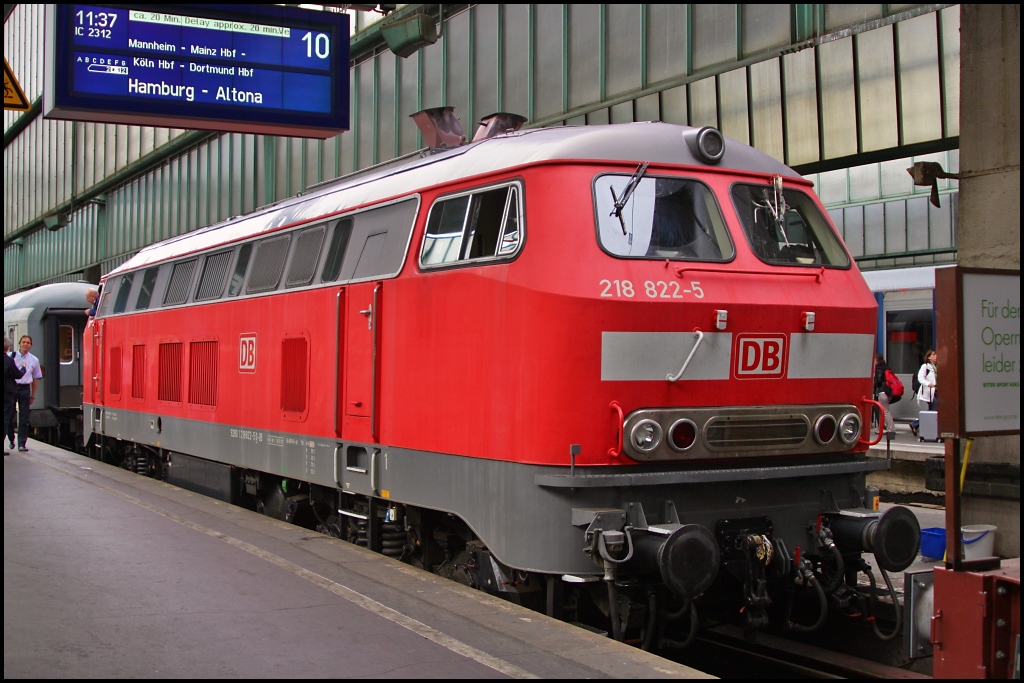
[958,4,1020,557]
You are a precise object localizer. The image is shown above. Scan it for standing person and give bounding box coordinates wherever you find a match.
[10,335,42,452]
[910,348,938,437]
[872,353,896,439]
[4,338,26,456]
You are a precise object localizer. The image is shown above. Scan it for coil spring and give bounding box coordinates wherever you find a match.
[381,523,406,557]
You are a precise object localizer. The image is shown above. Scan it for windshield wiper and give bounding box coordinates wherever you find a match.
[609,162,649,235]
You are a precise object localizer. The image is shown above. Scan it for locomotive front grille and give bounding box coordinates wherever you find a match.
[621,405,859,461]
[704,416,808,450]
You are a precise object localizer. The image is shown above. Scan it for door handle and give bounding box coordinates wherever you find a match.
[359,304,372,329]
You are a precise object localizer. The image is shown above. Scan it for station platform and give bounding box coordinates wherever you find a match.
[3,441,711,679]
[867,421,945,499]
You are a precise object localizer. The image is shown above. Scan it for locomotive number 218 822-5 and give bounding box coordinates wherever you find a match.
[599,280,705,299]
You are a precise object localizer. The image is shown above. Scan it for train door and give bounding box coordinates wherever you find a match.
[44,313,86,410]
[343,282,382,443]
[882,289,934,422]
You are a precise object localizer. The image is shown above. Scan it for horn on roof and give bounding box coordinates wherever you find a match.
[410,107,466,149]
[471,112,528,142]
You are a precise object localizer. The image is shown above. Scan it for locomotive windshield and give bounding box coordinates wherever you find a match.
[731,184,851,268]
[594,175,733,261]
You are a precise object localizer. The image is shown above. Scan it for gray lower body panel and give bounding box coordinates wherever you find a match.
[87,403,883,575]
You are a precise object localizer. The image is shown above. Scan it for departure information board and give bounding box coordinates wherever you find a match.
[45,4,350,138]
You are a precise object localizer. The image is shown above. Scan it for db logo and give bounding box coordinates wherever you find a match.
[734,335,787,378]
[239,334,257,373]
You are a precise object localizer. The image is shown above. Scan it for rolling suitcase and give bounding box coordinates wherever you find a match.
[918,410,939,441]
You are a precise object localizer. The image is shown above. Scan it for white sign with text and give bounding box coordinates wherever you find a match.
[962,272,1020,433]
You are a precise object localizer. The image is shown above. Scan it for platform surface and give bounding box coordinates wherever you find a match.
[4,442,711,679]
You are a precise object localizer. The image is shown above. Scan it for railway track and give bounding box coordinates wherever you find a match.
[666,625,931,679]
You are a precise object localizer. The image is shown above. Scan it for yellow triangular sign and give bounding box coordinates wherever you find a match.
[5,58,31,111]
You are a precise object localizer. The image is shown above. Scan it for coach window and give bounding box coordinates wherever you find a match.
[163,259,198,306]
[112,273,134,314]
[420,183,523,268]
[731,185,850,268]
[227,243,253,296]
[58,325,75,364]
[321,218,353,282]
[246,234,291,294]
[135,267,160,310]
[286,225,327,287]
[195,250,233,301]
[594,176,733,261]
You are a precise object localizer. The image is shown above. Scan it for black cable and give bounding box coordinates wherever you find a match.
[787,570,828,633]
[659,601,699,650]
[871,567,903,641]
[818,544,846,594]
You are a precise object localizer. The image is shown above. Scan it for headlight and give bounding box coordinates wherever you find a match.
[630,419,663,452]
[839,413,862,444]
[683,126,726,164]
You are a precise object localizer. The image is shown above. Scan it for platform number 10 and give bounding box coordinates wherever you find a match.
[239,335,257,373]
[302,32,330,59]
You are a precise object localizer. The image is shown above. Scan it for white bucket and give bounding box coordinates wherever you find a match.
[962,524,997,560]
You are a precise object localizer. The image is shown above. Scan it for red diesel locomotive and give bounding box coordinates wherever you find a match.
[82,111,920,645]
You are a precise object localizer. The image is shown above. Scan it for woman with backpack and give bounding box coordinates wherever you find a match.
[873,353,898,439]
[910,349,938,437]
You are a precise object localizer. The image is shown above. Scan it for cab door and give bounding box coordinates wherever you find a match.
[343,282,382,443]
[90,318,104,405]
[84,317,104,441]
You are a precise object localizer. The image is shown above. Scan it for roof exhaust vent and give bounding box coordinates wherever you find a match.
[410,107,466,149]
[472,112,528,142]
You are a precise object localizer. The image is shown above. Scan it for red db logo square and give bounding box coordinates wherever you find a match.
[239,334,257,373]
[734,335,787,379]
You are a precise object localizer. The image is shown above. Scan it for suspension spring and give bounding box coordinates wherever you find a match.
[381,523,406,557]
[135,453,148,476]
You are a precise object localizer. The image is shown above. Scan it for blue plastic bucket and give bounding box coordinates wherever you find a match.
[920,527,945,559]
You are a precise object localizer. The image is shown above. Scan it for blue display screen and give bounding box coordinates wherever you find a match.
[47,4,349,137]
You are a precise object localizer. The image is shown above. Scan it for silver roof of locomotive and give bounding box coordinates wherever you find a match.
[112,122,801,275]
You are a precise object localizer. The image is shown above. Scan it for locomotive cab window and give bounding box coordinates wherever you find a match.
[594,175,733,261]
[321,218,353,282]
[135,267,160,310]
[420,183,523,268]
[112,273,134,314]
[731,184,850,268]
[227,243,253,297]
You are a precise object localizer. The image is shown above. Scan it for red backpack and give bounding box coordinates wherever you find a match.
[884,368,904,403]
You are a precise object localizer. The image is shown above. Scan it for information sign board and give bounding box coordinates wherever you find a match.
[44,4,349,138]
[936,266,1020,437]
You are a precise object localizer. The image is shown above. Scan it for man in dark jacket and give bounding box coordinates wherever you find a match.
[4,337,26,456]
